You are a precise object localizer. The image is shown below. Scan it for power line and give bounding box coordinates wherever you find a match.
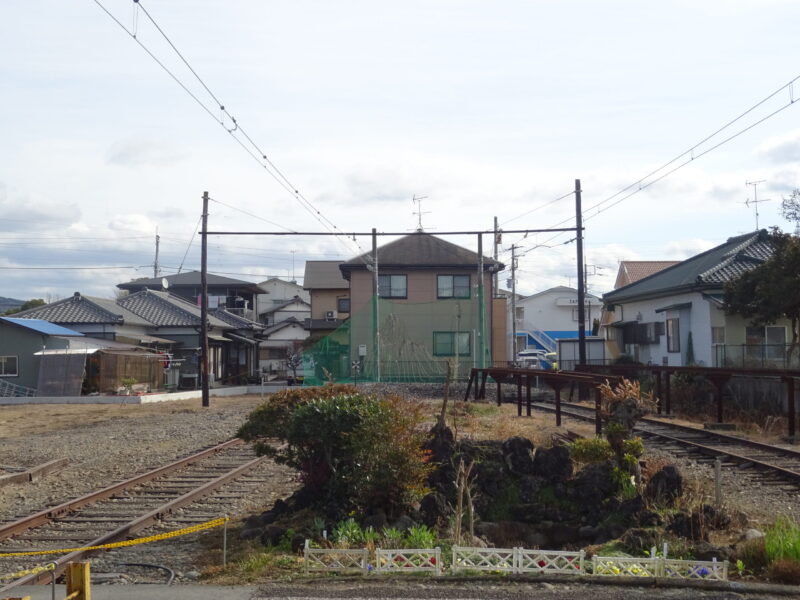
[93,0,365,257]
[177,215,203,273]
[500,190,575,226]
[208,198,295,232]
[0,265,142,271]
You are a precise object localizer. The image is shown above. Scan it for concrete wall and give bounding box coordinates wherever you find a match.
[310,289,350,320]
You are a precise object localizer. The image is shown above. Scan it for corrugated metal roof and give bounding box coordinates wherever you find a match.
[604,231,773,304]
[0,317,85,337]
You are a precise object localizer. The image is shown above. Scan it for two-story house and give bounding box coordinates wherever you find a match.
[303,261,351,334]
[336,232,506,381]
[117,271,264,321]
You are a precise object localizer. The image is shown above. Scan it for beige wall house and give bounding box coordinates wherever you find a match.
[302,260,351,336]
[338,232,506,380]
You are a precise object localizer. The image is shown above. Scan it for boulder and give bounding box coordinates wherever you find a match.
[362,512,388,531]
[291,533,306,554]
[620,527,659,554]
[502,436,536,475]
[260,524,288,547]
[419,493,449,528]
[392,515,417,532]
[570,461,617,512]
[518,475,546,503]
[425,421,455,464]
[744,528,765,541]
[691,540,732,561]
[645,465,683,505]
[532,445,572,483]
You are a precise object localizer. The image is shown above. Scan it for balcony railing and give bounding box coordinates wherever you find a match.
[713,344,800,370]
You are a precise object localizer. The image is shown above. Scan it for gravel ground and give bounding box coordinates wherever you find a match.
[1,386,799,587]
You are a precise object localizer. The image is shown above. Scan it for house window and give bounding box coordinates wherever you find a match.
[433,332,471,356]
[514,306,524,322]
[0,355,18,376]
[711,327,725,344]
[666,318,680,353]
[337,297,351,313]
[747,325,786,360]
[437,274,470,299]
[378,275,407,298]
[571,307,588,321]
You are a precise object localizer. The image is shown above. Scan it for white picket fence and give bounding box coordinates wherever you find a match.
[592,555,728,580]
[452,547,584,574]
[303,540,728,581]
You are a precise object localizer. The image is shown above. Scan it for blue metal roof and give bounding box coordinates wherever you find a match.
[0,317,85,336]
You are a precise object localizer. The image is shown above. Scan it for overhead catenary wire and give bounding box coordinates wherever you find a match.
[93,0,366,259]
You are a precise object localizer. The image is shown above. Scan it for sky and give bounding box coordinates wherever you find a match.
[2,0,800,302]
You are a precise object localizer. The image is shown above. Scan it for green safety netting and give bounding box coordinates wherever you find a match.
[302,295,491,385]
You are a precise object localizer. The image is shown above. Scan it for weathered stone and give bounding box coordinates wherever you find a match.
[260,510,277,525]
[502,436,536,475]
[645,465,683,505]
[524,531,550,548]
[291,533,306,554]
[691,540,732,561]
[570,461,616,513]
[239,526,263,540]
[744,528,765,541]
[243,514,263,529]
[362,512,388,531]
[419,493,449,528]
[620,527,659,553]
[425,421,455,464]
[532,445,573,482]
[578,525,599,540]
[518,475,546,503]
[260,524,288,547]
[392,515,417,532]
[548,523,580,545]
[637,510,664,527]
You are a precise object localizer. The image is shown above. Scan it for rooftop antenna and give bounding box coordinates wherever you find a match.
[745,180,771,230]
[290,249,296,282]
[412,194,430,232]
[153,227,161,278]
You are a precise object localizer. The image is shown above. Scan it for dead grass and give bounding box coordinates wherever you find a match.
[0,395,263,439]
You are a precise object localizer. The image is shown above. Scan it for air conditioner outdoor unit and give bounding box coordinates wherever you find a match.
[325,310,337,321]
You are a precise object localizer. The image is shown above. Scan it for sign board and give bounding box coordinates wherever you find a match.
[358,344,367,357]
[555,297,602,306]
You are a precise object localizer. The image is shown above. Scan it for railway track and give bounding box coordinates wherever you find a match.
[0,438,268,592]
[530,400,800,491]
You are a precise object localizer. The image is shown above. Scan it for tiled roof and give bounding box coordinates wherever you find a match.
[340,233,504,278]
[11,292,128,325]
[117,270,262,294]
[210,308,265,331]
[614,261,680,289]
[303,261,348,290]
[0,317,85,337]
[118,290,230,328]
[263,317,305,337]
[604,231,773,304]
[259,297,310,314]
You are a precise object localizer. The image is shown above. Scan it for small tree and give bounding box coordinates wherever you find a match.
[781,188,800,234]
[723,229,800,361]
[3,298,45,315]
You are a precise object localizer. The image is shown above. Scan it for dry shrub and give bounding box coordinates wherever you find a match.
[768,559,800,585]
[735,537,768,574]
[640,455,673,482]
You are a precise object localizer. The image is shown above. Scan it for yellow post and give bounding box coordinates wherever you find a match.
[66,561,91,600]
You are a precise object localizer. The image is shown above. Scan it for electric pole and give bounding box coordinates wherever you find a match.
[575,179,586,368]
[510,244,518,362]
[200,191,210,408]
[153,229,160,278]
[493,216,500,295]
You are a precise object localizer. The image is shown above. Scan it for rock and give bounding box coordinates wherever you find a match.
[419,492,449,528]
[425,421,455,463]
[637,510,663,527]
[243,514,264,529]
[272,499,289,515]
[392,515,417,532]
[620,527,659,553]
[691,540,732,561]
[570,462,616,515]
[548,523,580,545]
[518,475,546,503]
[532,445,572,483]
[744,528,765,541]
[363,512,388,531]
[645,465,683,505]
[291,533,306,554]
[260,524,288,547]
[260,510,277,525]
[239,526,263,540]
[578,525,599,540]
[502,436,536,475]
[183,570,201,581]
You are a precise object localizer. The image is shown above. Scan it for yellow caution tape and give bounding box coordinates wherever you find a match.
[0,516,228,558]
[0,562,55,581]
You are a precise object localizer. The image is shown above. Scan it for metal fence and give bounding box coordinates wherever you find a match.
[714,344,800,370]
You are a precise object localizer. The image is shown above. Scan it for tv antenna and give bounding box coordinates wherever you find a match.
[412,194,430,232]
[745,179,771,230]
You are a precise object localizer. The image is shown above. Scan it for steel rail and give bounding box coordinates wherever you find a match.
[530,402,800,486]
[0,452,265,592]
[0,438,242,542]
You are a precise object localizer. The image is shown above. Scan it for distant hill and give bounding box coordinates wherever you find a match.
[0,297,25,314]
